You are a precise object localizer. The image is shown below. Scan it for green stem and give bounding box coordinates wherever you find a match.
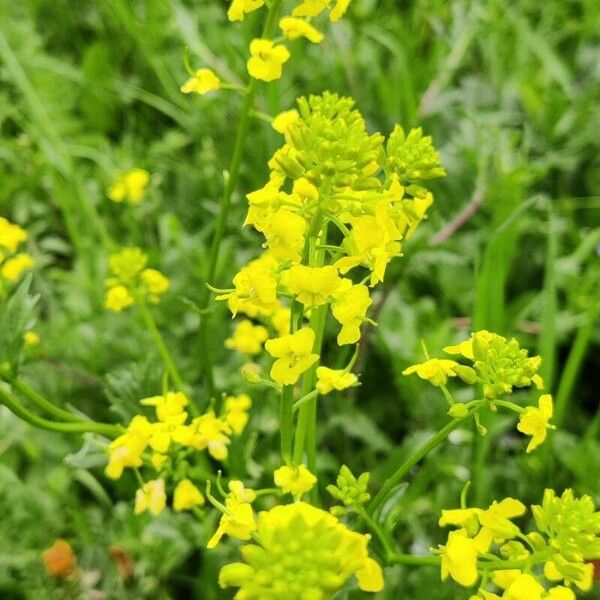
[357,506,395,558]
[0,366,80,422]
[137,301,186,393]
[368,410,478,516]
[280,384,294,462]
[197,0,284,397]
[387,553,440,567]
[0,387,121,437]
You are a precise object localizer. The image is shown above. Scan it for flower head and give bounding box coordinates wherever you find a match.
[331,281,372,345]
[225,320,269,355]
[108,168,150,204]
[42,539,76,579]
[274,464,317,496]
[134,479,167,515]
[247,39,290,82]
[279,17,324,43]
[441,529,479,587]
[180,68,220,95]
[403,358,474,387]
[517,394,554,453]
[1,253,33,281]
[265,327,319,385]
[316,366,358,394]
[227,0,264,21]
[218,502,383,598]
[283,265,343,308]
[0,217,28,253]
[173,479,205,512]
[207,500,257,548]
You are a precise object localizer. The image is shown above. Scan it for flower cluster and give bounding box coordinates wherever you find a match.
[104,247,170,312]
[438,489,600,599]
[403,330,555,453]
[108,168,150,204]
[216,501,384,599]
[327,464,370,516]
[217,92,443,391]
[181,1,354,94]
[105,391,251,514]
[0,217,33,289]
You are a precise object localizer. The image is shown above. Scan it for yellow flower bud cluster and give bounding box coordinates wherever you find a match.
[326,464,370,516]
[108,168,150,205]
[217,92,444,391]
[217,501,384,599]
[0,217,33,287]
[105,391,251,514]
[403,330,555,454]
[104,247,170,312]
[439,488,600,599]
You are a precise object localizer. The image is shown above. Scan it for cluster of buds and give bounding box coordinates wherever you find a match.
[327,465,371,516]
[439,489,600,599]
[403,330,555,453]
[104,247,170,312]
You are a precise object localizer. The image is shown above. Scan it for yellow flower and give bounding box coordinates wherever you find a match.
[478,498,526,541]
[104,285,134,312]
[108,247,148,281]
[218,502,383,597]
[140,391,189,423]
[330,0,352,21]
[188,410,232,461]
[223,394,252,435]
[439,508,483,537]
[173,479,205,512]
[180,68,220,95]
[283,265,343,307]
[227,0,264,21]
[225,319,269,355]
[207,500,257,548]
[0,217,28,252]
[545,588,576,600]
[228,480,257,504]
[517,394,554,453]
[502,573,544,600]
[316,366,358,394]
[331,281,372,345]
[440,529,479,587]
[270,306,292,337]
[279,17,324,43]
[1,253,33,281]
[262,209,306,262]
[274,464,317,496]
[292,0,329,17]
[141,268,170,296]
[108,168,150,204]
[23,331,40,347]
[247,39,290,82]
[272,109,300,135]
[105,416,152,479]
[134,479,166,515]
[402,358,465,387]
[265,326,319,385]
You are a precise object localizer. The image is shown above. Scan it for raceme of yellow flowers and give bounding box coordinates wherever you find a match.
[181,0,354,93]
[403,330,555,453]
[104,247,170,312]
[107,168,150,205]
[0,217,33,290]
[438,488,600,599]
[216,91,445,391]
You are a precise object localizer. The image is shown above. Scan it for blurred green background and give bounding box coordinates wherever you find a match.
[1,0,599,597]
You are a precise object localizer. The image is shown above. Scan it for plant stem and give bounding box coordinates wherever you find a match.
[387,553,440,567]
[197,0,284,397]
[280,384,294,462]
[357,506,395,558]
[0,366,80,422]
[368,410,478,516]
[0,387,121,437]
[137,301,186,393]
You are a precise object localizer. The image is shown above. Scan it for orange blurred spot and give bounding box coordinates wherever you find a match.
[42,539,76,578]
[109,545,135,581]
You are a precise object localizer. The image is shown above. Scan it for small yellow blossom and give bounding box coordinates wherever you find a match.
[265,326,319,385]
[440,529,479,587]
[227,0,264,21]
[402,358,470,387]
[225,320,269,355]
[223,394,252,435]
[270,306,291,337]
[108,247,148,281]
[330,0,352,21]
[247,39,290,82]
[274,464,317,496]
[272,109,300,135]
[502,572,544,600]
[141,268,170,296]
[331,281,372,345]
[228,480,257,504]
[1,253,33,281]
[517,394,554,453]
[0,217,28,253]
[104,285,134,312]
[180,68,220,95]
[279,17,324,43]
[140,391,188,423]
[105,415,152,479]
[173,479,205,512]
[545,588,576,600]
[262,209,306,262]
[207,500,257,548]
[134,479,166,515]
[316,366,358,394]
[283,265,343,307]
[23,331,40,347]
[108,168,150,204]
